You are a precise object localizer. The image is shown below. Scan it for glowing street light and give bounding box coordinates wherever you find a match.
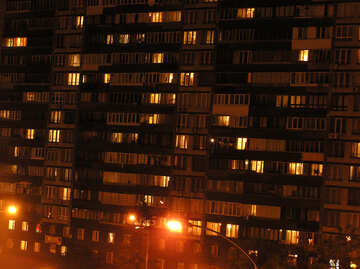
[7,205,17,215]
[167,220,182,233]
[128,214,136,222]
[166,220,258,269]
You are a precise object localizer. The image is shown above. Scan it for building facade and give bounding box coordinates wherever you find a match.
[0,0,359,268]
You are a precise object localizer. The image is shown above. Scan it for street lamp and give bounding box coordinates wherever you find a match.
[7,205,17,215]
[166,220,182,233]
[128,216,183,269]
[129,214,257,269]
[165,220,258,269]
[128,214,136,223]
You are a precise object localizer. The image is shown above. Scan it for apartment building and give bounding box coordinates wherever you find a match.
[0,0,359,268]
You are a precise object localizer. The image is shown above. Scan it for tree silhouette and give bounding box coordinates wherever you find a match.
[310,226,360,269]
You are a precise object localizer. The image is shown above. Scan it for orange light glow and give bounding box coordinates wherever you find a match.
[128,214,136,222]
[7,205,17,215]
[167,220,182,233]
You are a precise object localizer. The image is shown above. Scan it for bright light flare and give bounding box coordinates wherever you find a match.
[128,214,136,222]
[7,205,17,215]
[167,220,182,233]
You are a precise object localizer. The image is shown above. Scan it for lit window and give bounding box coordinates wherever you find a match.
[251,160,264,173]
[21,221,29,232]
[67,73,80,86]
[217,116,230,126]
[166,11,182,22]
[183,31,197,45]
[135,33,145,43]
[149,12,163,23]
[226,224,239,238]
[288,254,298,266]
[284,230,299,244]
[62,188,71,201]
[163,73,174,83]
[4,37,27,47]
[0,110,10,120]
[168,93,176,104]
[25,92,35,102]
[119,34,129,44]
[14,146,19,157]
[34,242,40,253]
[150,93,161,104]
[92,230,100,242]
[298,49,309,62]
[206,222,221,236]
[60,245,67,256]
[206,30,215,44]
[352,142,360,158]
[64,168,72,181]
[111,132,123,143]
[154,175,170,187]
[152,53,164,63]
[180,72,195,86]
[48,129,60,143]
[76,16,84,29]
[50,111,62,124]
[144,195,153,206]
[231,160,238,170]
[20,240,28,251]
[108,232,115,243]
[288,162,304,175]
[236,137,247,150]
[104,73,111,84]
[248,250,258,256]
[231,159,249,170]
[311,163,323,176]
[350,165,360,181]
[106,34,114,45]
[237,8,255,18]
[8,220,15,230]
[25,129,35,140]
[176,135,189,149]
[329,259,340,269]
[68,54,81,67]
[188,220,202,236]
[146,114,160,124]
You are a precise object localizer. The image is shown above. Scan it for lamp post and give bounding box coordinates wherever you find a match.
[166,220,258,269]
[0,205,17,254]
[127,213,150,269]
[128,213,257,269]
